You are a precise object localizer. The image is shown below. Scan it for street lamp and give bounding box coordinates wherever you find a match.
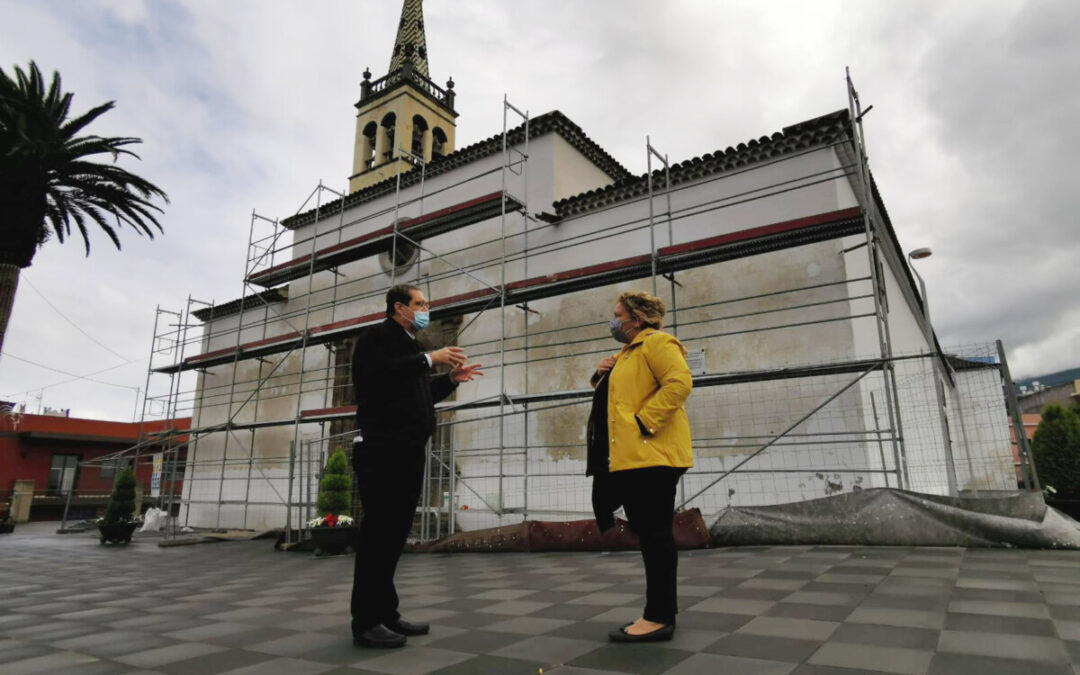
[907,247,959,496]
[908,247,932,319]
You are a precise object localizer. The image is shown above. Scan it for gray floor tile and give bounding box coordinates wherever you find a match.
[948,600,1051,619]
[569,643,693,675]
[928,653,1073,675]
[215,656,338,675]
[424,630,526,654]
[847,606,944,630]
[705,633,822,662]
[808,642,933,675]
[0,650,102,675]
[115,644,227,668]
[688,597,776,615]
[938,630,1069,663]
[791,664,902,675]
[829,622,940,649]
[491,635,601,665]
[766,602,856,622]
[474,600,553,616]
[247,631,342,656]
[356,646,474,675]
[426,655,547,675]
[661,652,796,675]
[945,611,1057,636]
[737,616,839,641]
[156,648,273,675]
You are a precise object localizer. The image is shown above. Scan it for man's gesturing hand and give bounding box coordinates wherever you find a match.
[596,356,616,374]
[451,363,484,383]
[429,346,466,367]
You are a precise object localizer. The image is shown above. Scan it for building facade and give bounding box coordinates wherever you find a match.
[160,0,1022,534]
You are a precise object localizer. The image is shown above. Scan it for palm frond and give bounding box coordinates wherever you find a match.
[0,60,169,264]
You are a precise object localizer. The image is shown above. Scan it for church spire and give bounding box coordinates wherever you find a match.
[388,0,430,78]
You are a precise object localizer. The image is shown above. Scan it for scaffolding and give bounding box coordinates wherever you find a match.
[68,76,1038,543]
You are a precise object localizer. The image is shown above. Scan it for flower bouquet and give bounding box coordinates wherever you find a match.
[308,448,358,556]
[98,468,141,544]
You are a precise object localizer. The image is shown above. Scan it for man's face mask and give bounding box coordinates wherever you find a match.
[402,303,430,330]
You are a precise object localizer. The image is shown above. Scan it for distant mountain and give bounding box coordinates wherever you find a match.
[1016,367,1080,390]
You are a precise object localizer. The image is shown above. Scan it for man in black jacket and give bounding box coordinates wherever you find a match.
[350,284,482,648]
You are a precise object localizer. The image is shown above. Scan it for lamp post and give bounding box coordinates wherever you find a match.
[907,248,958,496]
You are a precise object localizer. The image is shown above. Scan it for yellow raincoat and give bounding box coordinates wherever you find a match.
[601,328,693,472]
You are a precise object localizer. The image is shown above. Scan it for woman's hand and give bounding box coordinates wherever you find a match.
[597,356,616,374]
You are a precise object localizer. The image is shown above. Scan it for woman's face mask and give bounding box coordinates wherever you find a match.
[609,317,631,344]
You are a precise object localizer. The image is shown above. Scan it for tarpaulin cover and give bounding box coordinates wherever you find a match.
[709,487,1080,549]
[413,508,711,553]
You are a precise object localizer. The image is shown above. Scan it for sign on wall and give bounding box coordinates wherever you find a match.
[686,349,706,376]
[151,453,162,498]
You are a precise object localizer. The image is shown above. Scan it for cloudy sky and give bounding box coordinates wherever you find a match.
[1,0,1077,421]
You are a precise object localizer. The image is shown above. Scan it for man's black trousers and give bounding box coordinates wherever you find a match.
[350,437,426,636]
[610,466,685,625]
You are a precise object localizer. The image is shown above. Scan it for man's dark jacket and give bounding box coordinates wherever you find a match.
[351,318,457,443]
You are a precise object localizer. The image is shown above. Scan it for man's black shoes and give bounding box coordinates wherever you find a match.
[386,618,430,636]
[353,624,406,648]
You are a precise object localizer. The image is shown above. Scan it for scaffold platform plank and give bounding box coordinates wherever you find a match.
[247,192,525,287]
[154,207,864,374]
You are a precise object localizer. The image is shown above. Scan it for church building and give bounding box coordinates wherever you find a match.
[165,0,1019,535]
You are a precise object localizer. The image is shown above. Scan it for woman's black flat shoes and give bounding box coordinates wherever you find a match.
[609,622,675,643]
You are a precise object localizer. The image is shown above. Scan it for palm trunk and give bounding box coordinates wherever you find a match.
[0,264,21,356]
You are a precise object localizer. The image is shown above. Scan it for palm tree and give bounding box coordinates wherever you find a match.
[0,61,168,354]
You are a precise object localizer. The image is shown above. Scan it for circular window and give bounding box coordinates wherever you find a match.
[379,237,419,277]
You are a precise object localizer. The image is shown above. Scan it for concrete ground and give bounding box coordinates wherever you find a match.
[2,522,1080,675]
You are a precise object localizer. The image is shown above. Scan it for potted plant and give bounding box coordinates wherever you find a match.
[307,448,357,556]
[98,468,141,544]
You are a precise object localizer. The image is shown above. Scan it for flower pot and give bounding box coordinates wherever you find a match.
[98,522,138,544]
[309,524,359,556]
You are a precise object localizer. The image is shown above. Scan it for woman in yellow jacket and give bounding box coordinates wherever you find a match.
[587,291,692,643]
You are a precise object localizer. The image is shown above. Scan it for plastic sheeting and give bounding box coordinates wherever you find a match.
[413,508,712,553]
[709,488,1080,549]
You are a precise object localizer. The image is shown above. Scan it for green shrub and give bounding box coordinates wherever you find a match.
[103,468,137,524]
[316,448,351,516]
[1033,404,1080,496]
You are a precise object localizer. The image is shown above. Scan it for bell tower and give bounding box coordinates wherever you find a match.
[349,0,458,193]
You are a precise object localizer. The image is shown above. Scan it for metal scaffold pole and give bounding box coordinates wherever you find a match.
[846,67,907,490]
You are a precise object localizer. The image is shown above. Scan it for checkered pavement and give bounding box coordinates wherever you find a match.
[2,523,1080,674]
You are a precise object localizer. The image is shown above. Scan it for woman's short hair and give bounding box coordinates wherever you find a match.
[618,291,666,329]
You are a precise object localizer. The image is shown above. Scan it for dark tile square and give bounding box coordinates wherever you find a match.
[829,622,939,649]
[677,610,754,632]
[951,588,1044,603]
[428,598,498,612]
[791,665,899,675]
[530,603,607,621]
[716,587,792,602]
[432,611,509,630]
[861,593,948,611]
[426,630,527,654]
[705,633,822,662]
[766,603,855,622]
[944,612,1057,636]
[157,648,273,675]
[1049,605,1080,621]
[429,655,546,675]
[569,643,693,675]
[928,653,1073,675]
[202,626,295,647]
